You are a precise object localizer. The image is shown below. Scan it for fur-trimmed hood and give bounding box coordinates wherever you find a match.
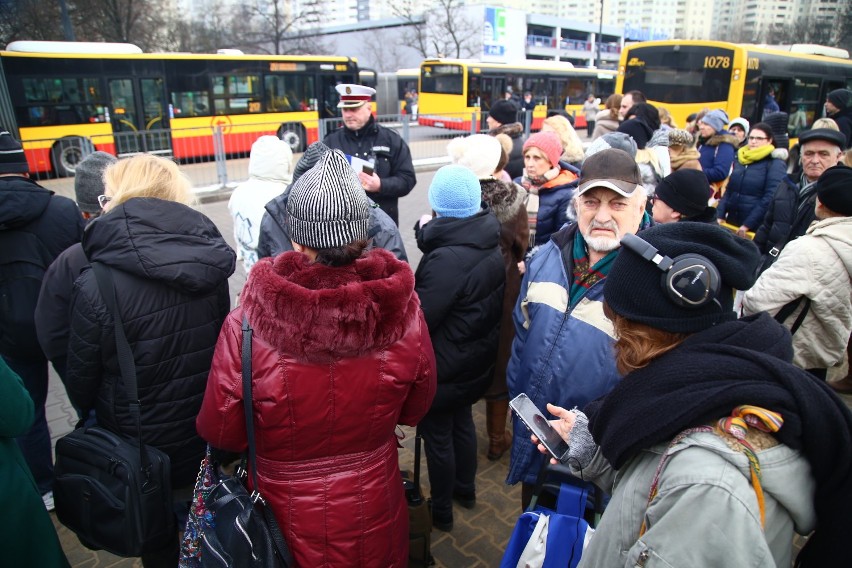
[704,133,741,148]
[480,178,527,224]
[489,122,524,139]
[241,247,419,362]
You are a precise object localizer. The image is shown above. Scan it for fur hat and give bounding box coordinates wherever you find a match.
[727,118,750,136]
[604,222,762,333]
[447,134,502,178]
[286,149,370,249]
[654,169,713,219]
[489,99,519,126]
[667,129,697,149]
[816,165,852,216]
[828,89,852,111]
[0,129,28,174]
[428,165,482,218]
[759,112,789,150]
[586,132,638,159]
[523,131,562,168]
[700,109,730,133]
[74,151,117,213]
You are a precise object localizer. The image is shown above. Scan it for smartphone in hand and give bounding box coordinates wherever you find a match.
[361,164,374,176]
[509,393,570,463]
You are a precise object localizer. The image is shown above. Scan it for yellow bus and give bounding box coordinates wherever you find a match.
[417,59,615,132]
[0,41,363,175]
[616,40,852,136]
[376,68,419,115]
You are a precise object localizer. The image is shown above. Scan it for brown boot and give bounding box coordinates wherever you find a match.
[486,399,512,460]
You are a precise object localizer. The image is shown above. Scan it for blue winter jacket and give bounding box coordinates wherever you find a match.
[716,155,786,229]
[506,222,622,486]
[698,132,739,184]
[515,162,580,248]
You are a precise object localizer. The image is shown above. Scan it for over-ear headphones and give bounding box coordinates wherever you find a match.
[620,233,721,309]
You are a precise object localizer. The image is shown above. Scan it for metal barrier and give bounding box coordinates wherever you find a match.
[30,111,580,200]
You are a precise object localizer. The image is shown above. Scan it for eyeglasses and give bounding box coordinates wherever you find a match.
[748,136,768,141]
[97,194,112,208]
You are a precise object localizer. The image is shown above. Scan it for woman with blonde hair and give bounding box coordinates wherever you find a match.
[591,93,622,140]
[541,114,585,168]
[658,106,677,131]
[66,154,235,567]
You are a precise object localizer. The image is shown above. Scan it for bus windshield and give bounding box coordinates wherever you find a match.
[421,64,464,95]
[622,45,734,104]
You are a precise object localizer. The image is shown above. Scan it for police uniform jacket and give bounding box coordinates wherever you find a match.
[323,116,416,225]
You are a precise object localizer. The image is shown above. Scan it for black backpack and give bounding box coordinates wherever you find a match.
[0,229,53,359]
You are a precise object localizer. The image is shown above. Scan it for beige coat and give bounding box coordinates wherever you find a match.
[743,216,852,369]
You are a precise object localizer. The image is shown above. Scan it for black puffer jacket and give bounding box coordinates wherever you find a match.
[66,198,235,486]
[323,117,416,225]
[414,209,505,411]
[753,175,816,263]
[0,176,83,359]
[489,123,525,180]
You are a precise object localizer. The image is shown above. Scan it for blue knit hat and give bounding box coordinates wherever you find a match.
[428,165,482,218]
[700,109,730,133]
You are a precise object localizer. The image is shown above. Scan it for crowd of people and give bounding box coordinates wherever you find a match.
[2,81,852,567]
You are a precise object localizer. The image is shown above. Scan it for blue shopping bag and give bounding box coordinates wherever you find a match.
[501,482,590,568]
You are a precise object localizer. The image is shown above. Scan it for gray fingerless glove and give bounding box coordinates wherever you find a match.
[567,410,597,469]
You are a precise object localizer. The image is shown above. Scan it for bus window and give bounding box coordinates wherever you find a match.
[421,64,463,95]
[212,75,260,114]
[789,77,820,135]
[264,74,314,113]
[467,75,481,107]
[19,77,103,126]
[622,46,733,104]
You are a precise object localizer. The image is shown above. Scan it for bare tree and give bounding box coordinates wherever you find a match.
[69,0,172,51]
[230,0,328,55]
[394,0,479,59]
[360,29,407,72]
[168,2,235,53]
[0,0,64,46]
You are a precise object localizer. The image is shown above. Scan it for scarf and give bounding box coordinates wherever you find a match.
[737,143,775,165]
[584,313,852,567]
[669,148,701,171]
[570,229,617,306]
[522,166,560,189]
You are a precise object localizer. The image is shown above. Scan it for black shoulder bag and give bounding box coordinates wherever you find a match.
[54,262,174,556]
[200,315,294,568]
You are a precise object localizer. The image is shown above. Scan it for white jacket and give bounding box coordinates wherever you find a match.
[228,136,293,272]
[743,216,852,369]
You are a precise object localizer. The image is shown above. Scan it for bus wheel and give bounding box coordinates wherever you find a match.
[277,124,306,153]
[51,137,94,177]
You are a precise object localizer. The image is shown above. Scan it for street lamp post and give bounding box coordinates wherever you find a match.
[597,0,604,68]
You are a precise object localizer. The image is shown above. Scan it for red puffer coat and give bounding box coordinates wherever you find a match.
[197,248,436,568]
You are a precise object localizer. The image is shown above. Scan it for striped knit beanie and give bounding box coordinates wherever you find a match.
[285,149,370,249]
[0,129,28,173]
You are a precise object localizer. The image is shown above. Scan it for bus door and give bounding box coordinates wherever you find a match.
[107,77,170,156]
[758,78,790,121]
[318,74,342,119]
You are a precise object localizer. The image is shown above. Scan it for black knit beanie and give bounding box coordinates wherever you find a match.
[489,99,519,126]
[0,128,28,174]
[816,164,852,216]
[828,88,852,111]
[617,118,652,149]
[604,223,761,333]
[654,169,713,219]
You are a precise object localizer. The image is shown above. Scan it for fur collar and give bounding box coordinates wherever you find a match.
[489,122,523,138]
[241,248,419,362]
[705,133,740,147]
[480,178,526,223]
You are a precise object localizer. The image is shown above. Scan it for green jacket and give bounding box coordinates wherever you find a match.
[0,359,70,567]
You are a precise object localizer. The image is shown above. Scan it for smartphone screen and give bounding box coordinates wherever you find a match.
[509,393,570,462]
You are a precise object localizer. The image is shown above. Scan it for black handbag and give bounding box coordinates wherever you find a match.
[402,435,432,568]
[200,315,294,568]
[54,262,174,557]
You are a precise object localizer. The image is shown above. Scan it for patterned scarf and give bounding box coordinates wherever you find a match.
[570,229,617,307]
[737,143,775,165]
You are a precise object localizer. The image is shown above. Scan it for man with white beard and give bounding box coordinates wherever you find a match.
[506,149,650,509]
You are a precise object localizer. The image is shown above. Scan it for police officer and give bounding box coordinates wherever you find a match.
[323,84,416,226]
